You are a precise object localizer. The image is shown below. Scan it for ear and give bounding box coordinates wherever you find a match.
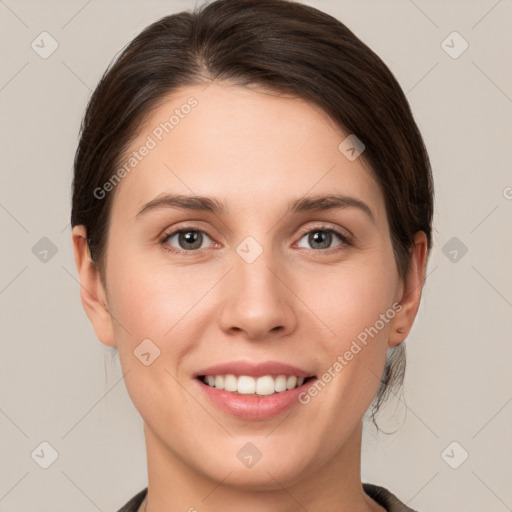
[71,225,117,347]
[388,231,428,347]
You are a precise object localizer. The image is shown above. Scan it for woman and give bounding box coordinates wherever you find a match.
[71,0,433,510]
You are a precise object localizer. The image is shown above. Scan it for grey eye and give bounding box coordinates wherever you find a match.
[297,230,343,250]
[165,230,212,251]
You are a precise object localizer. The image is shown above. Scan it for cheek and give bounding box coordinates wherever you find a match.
[105,254,226,397]
[107,251,202,339]
[301,256,398,412]
[106,259,203,424]
[301,256,397,402]
[307,256,398,343]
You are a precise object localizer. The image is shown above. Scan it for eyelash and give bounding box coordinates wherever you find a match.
[159,224,353,256]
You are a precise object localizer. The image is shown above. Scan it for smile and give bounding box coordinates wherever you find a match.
[195,374,318,421]
[199,374,313,396]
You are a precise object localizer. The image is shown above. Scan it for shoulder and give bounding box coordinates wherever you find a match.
[116,484,416,512]
[115,487,148,512]
[363,482,419,512]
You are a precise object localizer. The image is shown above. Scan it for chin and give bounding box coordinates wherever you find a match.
[196,450,314,491]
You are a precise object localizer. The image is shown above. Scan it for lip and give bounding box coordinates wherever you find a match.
[194,376,318,421]
[193,360,315,378]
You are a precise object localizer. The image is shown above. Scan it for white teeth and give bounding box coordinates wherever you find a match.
[286,376,297,389]
[238,375,255,394]
[274,375,287,392]
[256,376,275,396]
[224,374,238,392]
[214,375,224,390]
[201,374,310,395]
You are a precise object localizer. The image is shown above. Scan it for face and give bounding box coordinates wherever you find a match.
[75,81,421,490]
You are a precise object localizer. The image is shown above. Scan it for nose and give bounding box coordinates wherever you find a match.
[217,249,297,341]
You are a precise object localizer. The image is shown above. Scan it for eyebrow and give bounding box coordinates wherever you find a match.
[135,192,376,224]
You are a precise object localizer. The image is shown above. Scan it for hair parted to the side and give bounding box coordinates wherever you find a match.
[71,0,434,431]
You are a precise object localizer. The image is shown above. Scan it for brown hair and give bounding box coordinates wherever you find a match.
[71,0,434,430]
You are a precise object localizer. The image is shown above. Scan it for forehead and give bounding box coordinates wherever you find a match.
[110,82,386,224]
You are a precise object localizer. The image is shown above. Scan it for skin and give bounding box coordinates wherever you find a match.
[72,81,427,512]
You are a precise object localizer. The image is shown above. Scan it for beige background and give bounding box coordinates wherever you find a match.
[0,0,511,510]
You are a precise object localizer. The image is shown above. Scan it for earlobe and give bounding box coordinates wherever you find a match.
[71,225,117,348]
[388,231,428,347]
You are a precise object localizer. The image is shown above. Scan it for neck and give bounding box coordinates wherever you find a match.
[140,420,384,512]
